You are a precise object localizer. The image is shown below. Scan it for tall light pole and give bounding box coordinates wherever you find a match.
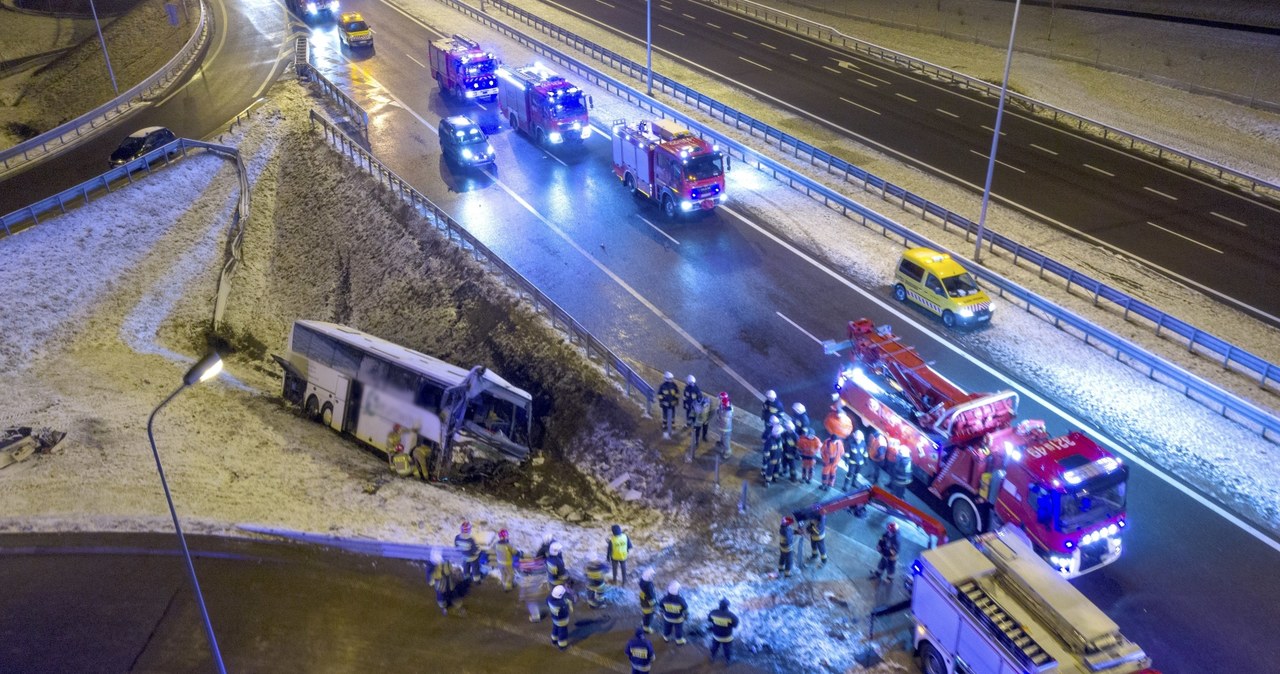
[646,0,653,95]
[88,0,118,95]
[147,351,228,674]
[973,0,1021,263]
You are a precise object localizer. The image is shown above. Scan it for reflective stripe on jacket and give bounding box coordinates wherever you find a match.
[660,594,688,623]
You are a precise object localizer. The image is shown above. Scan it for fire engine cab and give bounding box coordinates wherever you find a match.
[428,35,498,102]
[612,119,726,218]
[496,63,591,147]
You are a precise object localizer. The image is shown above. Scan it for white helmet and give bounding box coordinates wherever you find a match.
[549,542,562,555]
[771,425,784,437]
[642,567,656,581]
[768,415,779,426]
[784,420,795,431]
[552,585,567,598]
[792,402,806,414]
[664,371,674,381]
[543,533,555,545]
[766,390,777,401]
[430,550,443,565]
[854,429,865,442]
[686,374,697,385]
[667,581,681,595]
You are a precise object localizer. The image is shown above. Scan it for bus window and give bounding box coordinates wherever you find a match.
[359,355,388,382]
[416,380,444,409]
[468,393,513,436]
[331,342,362,374]
[385,364,420,393]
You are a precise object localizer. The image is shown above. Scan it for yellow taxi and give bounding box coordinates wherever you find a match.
[893,247,994,327]
[337,12,373,49]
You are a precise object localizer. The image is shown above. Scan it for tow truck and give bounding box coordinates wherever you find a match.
[912,531,1159,674]
[496,63,591,147]
[825,318,1129,577]
[428,35,499,102]
[611,119,727,218]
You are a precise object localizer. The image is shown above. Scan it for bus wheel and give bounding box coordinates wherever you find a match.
[304,395,320,421]
[321,402,334,428]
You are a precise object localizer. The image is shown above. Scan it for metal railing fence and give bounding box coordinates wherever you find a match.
[300,62,369,138]
[308,109,655,414]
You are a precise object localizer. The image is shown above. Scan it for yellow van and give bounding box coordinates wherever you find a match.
[338,12,373,49]
[893,247,993,327]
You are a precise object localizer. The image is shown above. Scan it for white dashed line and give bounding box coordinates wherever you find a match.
[659,24,685,36]
[706,21,721,28]
[790,53,808,61]
[1030,143,1058,155]
[681,12,696,19]
[638,216,680,246]
[860,72,892,85]
[1144,186,1178,201]
[1083,163,1115,177]
[738,56,772,71]
[1211,211,1249,228]
[406,53,427,69]
[1146,222,1221,252]
[760,42,777,50]
[895,92,917,102]
[776,312,822,345]
[969,149,1025,173]
[839,96,880,116]
[732,31,749,39]
[856,78,879,88]
[821,65,841,74]
[980,125,1006,136]
[936,108,959,118]
[594,0,615,7]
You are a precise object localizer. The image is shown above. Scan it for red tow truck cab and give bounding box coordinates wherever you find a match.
[611,119,726,219]
[496,63,591,147]
[830,318,1129,578]
[428,35,499,102]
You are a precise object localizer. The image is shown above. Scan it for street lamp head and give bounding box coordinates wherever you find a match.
[183,351,223,386]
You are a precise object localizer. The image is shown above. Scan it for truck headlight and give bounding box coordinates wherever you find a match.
[466,90,478,98]
[328,0,338,10]
[305,1,317,12]
[680,200,694,212]
[486,144,495,155]
[548,131,563,144]
[570,121,581,130]
[579,127,591,139]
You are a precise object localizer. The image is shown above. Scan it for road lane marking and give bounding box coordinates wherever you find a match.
[830,58,859,70]
[895,92,917,102]
[839,96,880,116]
[1083,163,1114,177]
[159,0,233,105]
[1144,186,1178,200]
[732,31,749,39]
[659,24,685,36]
[1146,222,1221,253]
[936,108,959,118]
[776,312,822,344]
[980,125,1006,136]
[738,56,772,71]
[860,71,892,85]
[706,21,721,28]
[822,65,841,74]
[790,53,808,61]
[406,53,427,68]
[1030,143,1058,155]
[638,216,680,245]
[681,12,696,19]
[1211,211,1249,227]
[968,149,1025,173]
[717,204,1280,553]
[594,0,615,6]
[760,42,777,50]
[856,78,879,88]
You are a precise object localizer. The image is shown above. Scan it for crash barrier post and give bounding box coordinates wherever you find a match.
[700,0,1280,202]
[738,481,748,513]
[0,0,211,176]
[294,36,309,79]
[300,63,369,140]
[307,109,656,412]
[442,0,1280,442]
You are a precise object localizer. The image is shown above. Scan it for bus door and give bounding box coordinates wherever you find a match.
[330,373,353,431]
[344,379,364,433]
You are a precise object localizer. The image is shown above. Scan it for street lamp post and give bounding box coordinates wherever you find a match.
[87,0,118,95]
[973,0,1021,263]
[646,0,653,95]
[147,351,228,674]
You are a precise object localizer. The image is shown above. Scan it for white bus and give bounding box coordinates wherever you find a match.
[274,320,533,473]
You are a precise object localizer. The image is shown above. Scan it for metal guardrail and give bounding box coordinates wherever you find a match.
[699,0,1280,204]
[0,0,211,176]
[308,109,655,415]
[300,62,369,138]
[440,0,1279,440]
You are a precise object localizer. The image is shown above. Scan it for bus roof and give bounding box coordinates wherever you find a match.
[298,320,532,402]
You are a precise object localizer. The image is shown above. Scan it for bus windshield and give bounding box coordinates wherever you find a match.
[465,392,531,446]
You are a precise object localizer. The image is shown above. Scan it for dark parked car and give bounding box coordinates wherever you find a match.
[110,126,177,166]
[438,116,495,168]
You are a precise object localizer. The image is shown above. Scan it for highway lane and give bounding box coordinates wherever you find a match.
[310,1,1280,669]
[538,0,1280,324]
[0,0,292,216]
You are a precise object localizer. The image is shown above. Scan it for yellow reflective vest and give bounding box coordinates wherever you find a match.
[610,534,630,561]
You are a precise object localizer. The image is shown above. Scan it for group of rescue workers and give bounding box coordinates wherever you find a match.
[422,519,741,671]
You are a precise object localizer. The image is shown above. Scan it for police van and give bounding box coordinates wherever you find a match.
[893,247,993,327]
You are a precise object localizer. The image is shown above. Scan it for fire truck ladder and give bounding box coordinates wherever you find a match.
[955,580,1056,672]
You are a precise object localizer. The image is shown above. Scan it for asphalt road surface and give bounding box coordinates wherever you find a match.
[537,0,1280,325]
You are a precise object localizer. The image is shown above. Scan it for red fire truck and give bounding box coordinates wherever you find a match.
[428,35,499,103]
[496,63,591,147]
[825,318,1129,578]
[611,119,727,218]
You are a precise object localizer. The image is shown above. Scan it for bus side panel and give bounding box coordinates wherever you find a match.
[351,387,445,455]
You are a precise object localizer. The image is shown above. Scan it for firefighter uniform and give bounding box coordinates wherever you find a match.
[454,528,482,584]
[430,558,455,615]
[658,374,680,437]
[608,526,632,583]
[638,572,657,633]
[891,446,914,498]
[707,599,740,663]
[493,534,518,591]
[867,433,888,485]
[585,560,608,608]
[778,520,795,577]
[791,403,811,437]
[660,584,689,645]
[681,377,702,428]
[872,526,900,582]
[761,393,784,423]
[548,587,573,649]
[843,429,867,490]
[546,549,569,587]
[626,629,656,674]
[781,423,799,482]
[762,427,783,485]
[807,515,828,566]
[820,436,844,490]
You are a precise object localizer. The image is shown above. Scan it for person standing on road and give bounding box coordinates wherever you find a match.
[762,424,783,487]
[778,519,795,578]
[638,567,658,634]
[454,521,482,584]
[890,442,913,498]
[607,524,633,583]
[493,529,518,591]
[660,581,689,645]
[626,627,656,674]
[798,427,821,484]
[870,522,900,583]
[707,598,740,664]
[806,514,828,567]
[518,555,549,622]
[820,433,843,490]
[842,428,867,491]
[585,560,608,608]
[713,392,734,458]
[547,584,574,650]
[546,542,569,589]
[781,420,800,482]
[790,402,811,437]
[682,375,701,430]
[688,394,711,461]
[658,372,680,440]
[761,389,784,423]
[866,431,888,485]
[429,551,456,616]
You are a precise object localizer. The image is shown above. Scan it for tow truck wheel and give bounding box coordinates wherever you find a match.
[942,310,957,328]
[893,283,907,302]
[662,195,677,219]
[950,495,982,536]
[918,642,946,674]
[321,402,334,428]
[304,395,320,421]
